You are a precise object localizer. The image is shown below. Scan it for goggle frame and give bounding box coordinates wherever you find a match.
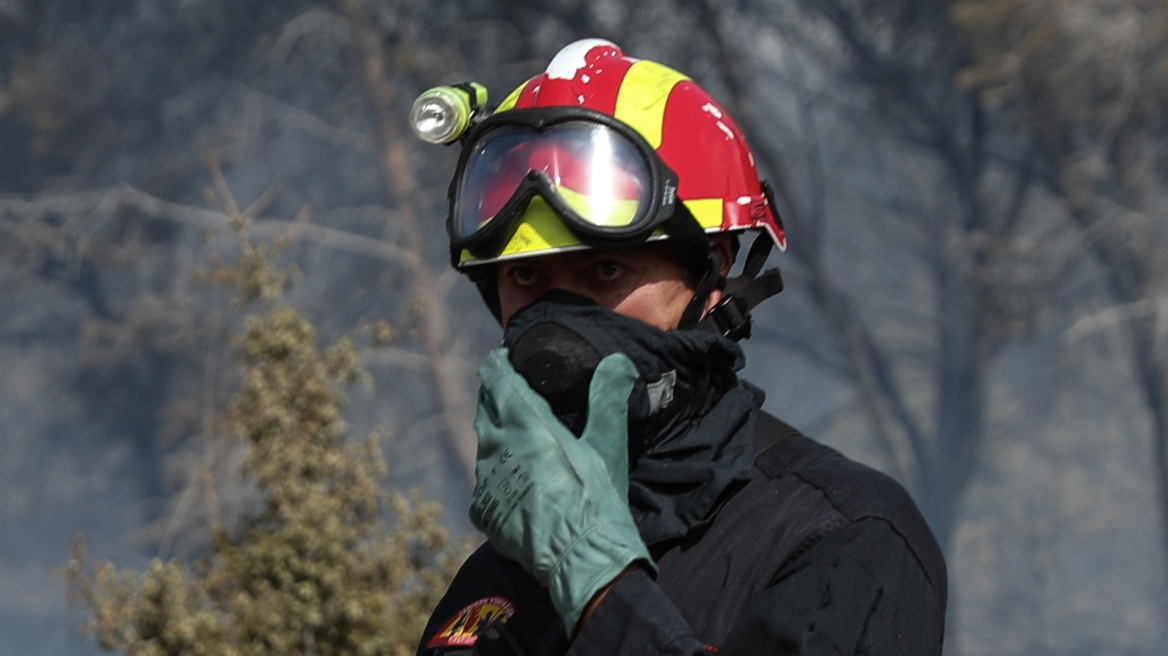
[447,107,682,266]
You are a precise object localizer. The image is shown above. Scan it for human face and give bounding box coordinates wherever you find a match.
[496,242,717,332]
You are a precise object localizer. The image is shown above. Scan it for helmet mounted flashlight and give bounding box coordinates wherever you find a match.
[409,82,489,145]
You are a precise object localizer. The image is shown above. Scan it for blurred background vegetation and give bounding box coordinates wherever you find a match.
[0,0,1165,654]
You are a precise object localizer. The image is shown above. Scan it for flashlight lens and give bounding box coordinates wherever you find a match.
[410,91,465,144]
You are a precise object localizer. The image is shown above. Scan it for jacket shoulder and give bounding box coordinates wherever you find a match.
[751,412,946,587]
[755,412,920,522]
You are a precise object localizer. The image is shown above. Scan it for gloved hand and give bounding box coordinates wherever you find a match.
[469,348,654,631]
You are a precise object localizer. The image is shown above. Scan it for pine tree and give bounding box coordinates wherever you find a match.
[68,230,465,656]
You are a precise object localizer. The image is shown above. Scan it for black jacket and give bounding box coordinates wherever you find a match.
[418,414,947,655]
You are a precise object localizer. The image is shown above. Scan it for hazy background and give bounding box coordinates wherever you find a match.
[2,1,1166,654]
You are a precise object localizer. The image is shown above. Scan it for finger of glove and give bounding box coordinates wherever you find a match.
[470,348,559,557]
[579,353,639,494]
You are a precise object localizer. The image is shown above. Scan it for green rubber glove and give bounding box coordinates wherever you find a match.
[469,348,654,631]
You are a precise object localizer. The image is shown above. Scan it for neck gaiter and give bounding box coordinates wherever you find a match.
[501,290,760,543]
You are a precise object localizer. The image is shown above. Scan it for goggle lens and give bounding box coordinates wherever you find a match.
[454,122,653,242]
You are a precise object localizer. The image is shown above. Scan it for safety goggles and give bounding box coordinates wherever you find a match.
[447,108,681,263]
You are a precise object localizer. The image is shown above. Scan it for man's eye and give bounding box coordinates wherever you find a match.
[593,261,625,281]
[507,266,538,286]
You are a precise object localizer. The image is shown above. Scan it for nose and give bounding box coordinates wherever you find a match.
[544,272,592,298]
[516,253,597,299]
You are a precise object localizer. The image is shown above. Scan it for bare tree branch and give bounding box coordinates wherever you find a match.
[336,0,477,483]
[0,185,414,266]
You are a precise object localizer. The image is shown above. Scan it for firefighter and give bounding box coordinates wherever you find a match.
[412,39,946,655]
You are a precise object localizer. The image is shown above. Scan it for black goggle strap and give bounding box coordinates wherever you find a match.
[698,231,784,341]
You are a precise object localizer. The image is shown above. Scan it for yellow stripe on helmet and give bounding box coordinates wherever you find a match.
[684,198,723,230]
[614,61,689,149]
[495,84,525,113]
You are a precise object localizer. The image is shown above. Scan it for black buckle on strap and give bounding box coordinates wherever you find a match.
[707,294,753,341]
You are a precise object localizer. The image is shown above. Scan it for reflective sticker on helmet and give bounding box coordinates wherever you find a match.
[425,596,516,649]
[503,197,579,255]
[614,61,689,149]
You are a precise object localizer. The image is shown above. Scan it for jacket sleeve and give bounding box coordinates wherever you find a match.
[567,517,946,656]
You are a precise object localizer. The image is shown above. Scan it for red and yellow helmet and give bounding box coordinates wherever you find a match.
[445,38,785,269]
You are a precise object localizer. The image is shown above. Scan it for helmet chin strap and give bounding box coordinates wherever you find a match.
[677,255,721,331]
[693,231,784,340]
[666,205,783,340]
[663,201,723,331]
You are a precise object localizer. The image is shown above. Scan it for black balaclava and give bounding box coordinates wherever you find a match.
[502,289,760,544]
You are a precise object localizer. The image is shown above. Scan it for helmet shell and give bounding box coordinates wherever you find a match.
[459,38,785,266]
